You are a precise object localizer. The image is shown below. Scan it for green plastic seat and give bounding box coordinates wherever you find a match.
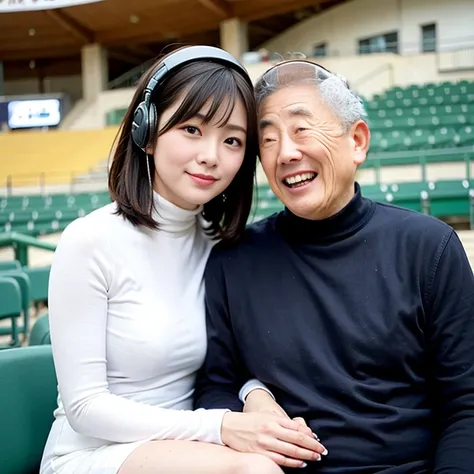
[0,269,31,338]
[408,129,434,150]
[0,260,21,271]
[23,266,51,307]
[385,182,427,213]
[432,127,458,148]
[427,179,471,217]
[29,313,51,346]
[0,277,22,347]
[0,345,57,474]
[457,126,474,146]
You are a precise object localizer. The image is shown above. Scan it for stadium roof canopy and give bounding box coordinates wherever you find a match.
[0,0,347,81]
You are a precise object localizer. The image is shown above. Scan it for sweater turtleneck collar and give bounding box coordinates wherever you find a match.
[152,191,202,234]
[277,182,375,244]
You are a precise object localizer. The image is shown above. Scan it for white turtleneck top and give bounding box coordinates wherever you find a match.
[41,194,231,467]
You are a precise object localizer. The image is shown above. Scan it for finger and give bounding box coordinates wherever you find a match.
[276,425,328,455]
[293,417,313,437]
[265,451,308,469]
[278,417,305,432]
[264,437,322,462]
[293,417,308,427]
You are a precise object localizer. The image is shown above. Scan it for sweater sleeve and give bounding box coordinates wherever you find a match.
[194,248,251,412]
[49,218,228,445]
[427,230,474,472]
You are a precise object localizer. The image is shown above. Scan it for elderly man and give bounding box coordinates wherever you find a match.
[194,60,474,473]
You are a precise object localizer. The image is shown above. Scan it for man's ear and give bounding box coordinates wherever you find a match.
[351,120,370,166]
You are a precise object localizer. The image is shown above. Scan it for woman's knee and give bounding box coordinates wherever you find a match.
[233,454,284,474]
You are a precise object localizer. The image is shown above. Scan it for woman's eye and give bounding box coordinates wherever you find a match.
[184,126,200,135]
[296,127,308,133]
[225,137,242,147]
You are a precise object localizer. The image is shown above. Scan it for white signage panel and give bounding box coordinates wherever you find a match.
[0,0,102,12]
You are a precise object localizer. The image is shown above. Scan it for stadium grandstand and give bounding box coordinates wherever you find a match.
[1,0,474,471]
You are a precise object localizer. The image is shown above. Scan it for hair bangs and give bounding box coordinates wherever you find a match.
[159,69,241,135]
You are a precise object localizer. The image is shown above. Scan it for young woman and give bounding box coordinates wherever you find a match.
[40,46,322,474]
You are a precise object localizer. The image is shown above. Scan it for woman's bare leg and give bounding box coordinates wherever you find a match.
[118,440,284,474]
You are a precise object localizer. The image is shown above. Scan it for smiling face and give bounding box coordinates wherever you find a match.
[149,96,248,211]
[258,84,370,220]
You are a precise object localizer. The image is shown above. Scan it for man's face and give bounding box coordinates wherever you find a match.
[258,84,369,220]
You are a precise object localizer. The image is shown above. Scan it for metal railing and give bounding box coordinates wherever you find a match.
[437,46,474,73]
[365,146,474,184]
[1,170,108,197]
[0,232,56,267]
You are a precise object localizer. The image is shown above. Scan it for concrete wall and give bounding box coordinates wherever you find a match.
[261,0,474,57]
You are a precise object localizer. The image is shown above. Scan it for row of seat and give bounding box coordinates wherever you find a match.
[0,191,111,212]
[375,81,474,101]
[366,93,474,110]
[369,115,473,131]
[368,103,474,119]
[0,192,111,235]
[251,179,474,223]
[2,179,471,234]
[370,126,474,152]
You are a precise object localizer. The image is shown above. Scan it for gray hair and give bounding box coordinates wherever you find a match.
[255,61,367,132]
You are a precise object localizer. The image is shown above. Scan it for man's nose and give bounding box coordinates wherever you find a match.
[278,135,303,165]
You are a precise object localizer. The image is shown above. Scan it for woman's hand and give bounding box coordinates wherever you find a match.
[221,411,327,469]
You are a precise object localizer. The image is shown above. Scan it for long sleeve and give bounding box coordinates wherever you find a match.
[427,231,474,472]
[49,218,228,445]
[194,247,250,411]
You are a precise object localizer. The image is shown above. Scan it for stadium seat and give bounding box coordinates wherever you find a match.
[0,260,21,271]
[29,313,51,346]
[382,182,427,213]
[0,345,57,474]
[426,179,471,218]
[0,277,22,347]
[0,269,31,337]
[23,266,50,310]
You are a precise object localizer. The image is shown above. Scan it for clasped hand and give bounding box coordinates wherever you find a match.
[221,390,327,469]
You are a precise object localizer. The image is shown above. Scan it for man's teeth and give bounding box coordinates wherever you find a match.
[284,172,316,185]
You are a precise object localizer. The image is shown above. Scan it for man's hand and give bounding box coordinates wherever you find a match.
[244,389,289,418]
[221,411,327,469]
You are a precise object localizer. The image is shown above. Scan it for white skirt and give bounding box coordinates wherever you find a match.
[41,436,146,474]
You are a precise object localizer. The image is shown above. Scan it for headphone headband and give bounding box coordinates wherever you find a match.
[132,45,252,151]
[144,45,251,95]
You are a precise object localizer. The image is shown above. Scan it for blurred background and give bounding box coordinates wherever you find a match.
[0,0,474,346]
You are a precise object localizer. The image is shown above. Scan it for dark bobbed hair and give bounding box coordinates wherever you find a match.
[108,48,258,243]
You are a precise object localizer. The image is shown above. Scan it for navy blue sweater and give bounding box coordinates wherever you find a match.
[194,184,474,473]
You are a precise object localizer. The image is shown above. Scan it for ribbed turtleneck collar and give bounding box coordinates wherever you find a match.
[277,183,375,244]
[152,192,202,234]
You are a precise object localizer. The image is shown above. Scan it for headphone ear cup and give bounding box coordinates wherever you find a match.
[131,102,149,151]
[148,103,157,138]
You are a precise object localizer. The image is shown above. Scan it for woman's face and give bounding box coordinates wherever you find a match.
[150,96,248,210]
